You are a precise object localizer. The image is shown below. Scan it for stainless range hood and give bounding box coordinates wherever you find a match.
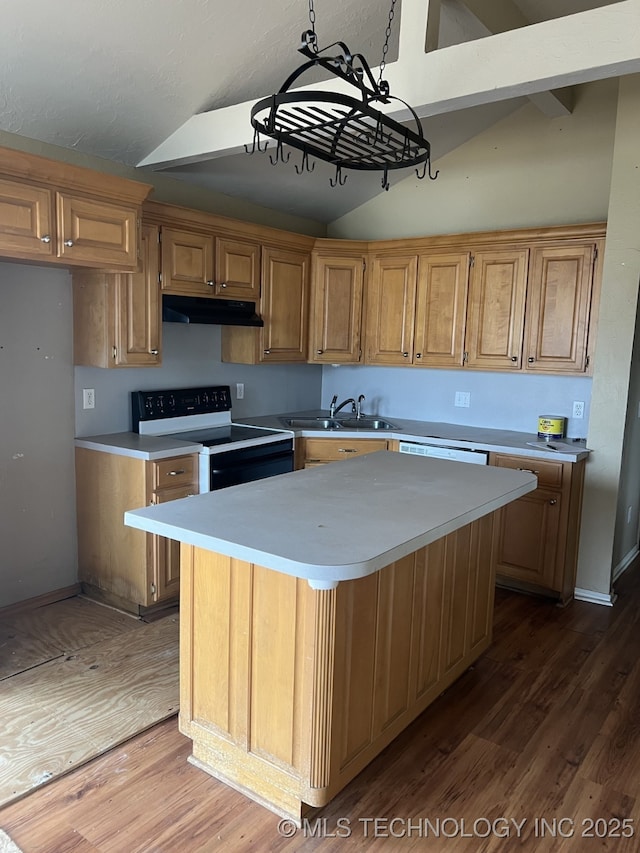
[162,295,263,327]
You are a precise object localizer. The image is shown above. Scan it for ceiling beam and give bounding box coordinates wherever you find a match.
[456,0,574,116]
[138,0,640,170]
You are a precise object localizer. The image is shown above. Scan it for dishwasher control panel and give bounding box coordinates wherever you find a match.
[398,441,488,465]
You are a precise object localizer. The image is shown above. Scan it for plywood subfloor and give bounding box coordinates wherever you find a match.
[0,597,179,808]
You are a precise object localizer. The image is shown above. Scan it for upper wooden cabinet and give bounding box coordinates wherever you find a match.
[464,249,529,370]
[365,255,418,365]
[365,251,470,368]
[524,244,596,373]
[159,228,261,299]
[0,146,150,269]
[221,246,311,364]
[73,224,161,368]
[309,253,366,363]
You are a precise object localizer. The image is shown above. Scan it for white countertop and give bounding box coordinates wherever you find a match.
[124,450,536,589]
[74,432,203,460]
[240,412,590,462]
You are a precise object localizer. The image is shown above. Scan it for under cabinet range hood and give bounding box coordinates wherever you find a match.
[162,295,263,327]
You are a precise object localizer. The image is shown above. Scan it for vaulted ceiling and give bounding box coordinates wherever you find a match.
[0,0,632,223]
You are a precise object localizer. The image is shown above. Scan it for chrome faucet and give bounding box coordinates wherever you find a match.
[329,395,356,417]
[356,394,366,419]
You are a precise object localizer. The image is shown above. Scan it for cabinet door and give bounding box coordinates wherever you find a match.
[365,255,418,365]
[260,247,309,362]
[160,227,214,294]
[0,177,54,259]
[114,224,161,366]
[56,192,138,268]
[465,249,528,369]
[414,252,469,367]
[214,237,260,299]
[524,244,595,373]
[494,487,562,590]
[149,484,197,601]
[310,255,365,363]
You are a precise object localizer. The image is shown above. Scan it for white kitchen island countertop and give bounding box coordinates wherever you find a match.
[124,450,536,588]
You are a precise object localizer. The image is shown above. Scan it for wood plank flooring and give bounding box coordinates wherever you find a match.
[2,567,640,852]
[0,597,179,808]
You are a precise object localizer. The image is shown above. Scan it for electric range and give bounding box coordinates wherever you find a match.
[131,385,294,492]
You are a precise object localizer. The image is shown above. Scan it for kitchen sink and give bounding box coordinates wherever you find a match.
[335,418,398,430]
[282,417,342,429]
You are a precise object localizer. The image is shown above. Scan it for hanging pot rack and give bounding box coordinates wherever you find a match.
[245,2,438,191]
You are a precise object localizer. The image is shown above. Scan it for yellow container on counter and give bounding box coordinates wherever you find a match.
[537,415,566,440]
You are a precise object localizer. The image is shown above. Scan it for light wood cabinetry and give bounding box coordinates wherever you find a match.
[489,452,585,604]
[179,511,496,819]
[365,255,418,365]
[221,246,310,363]
[215,237,260,300]
[0,146,150,269]
[301,437,388,467]
[309,252,366,363]
[75,448,199,613]
[73,223,161,367]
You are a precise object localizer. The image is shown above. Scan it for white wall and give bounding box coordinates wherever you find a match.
[0,264,77,606]
[321,367,591,438]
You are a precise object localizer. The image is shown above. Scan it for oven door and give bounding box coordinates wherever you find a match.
[209,438,294,490]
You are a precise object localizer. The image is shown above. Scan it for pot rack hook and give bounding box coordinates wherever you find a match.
[295,149,315,174]
[329,164,347,187]
[269,137,290,165]
[381,166,390,191]
[244,127,268,155]
[415,159,440,181]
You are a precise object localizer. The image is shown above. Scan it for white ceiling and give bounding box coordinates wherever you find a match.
[0,0,626,224]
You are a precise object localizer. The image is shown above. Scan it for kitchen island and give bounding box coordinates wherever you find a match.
[125,451,536,819]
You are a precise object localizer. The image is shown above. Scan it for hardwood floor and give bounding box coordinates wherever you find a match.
[2,567,640,853]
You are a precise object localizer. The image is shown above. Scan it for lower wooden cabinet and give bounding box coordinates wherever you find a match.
[489,452,585,604]
[300,437,388,468]
[75,448,199,613]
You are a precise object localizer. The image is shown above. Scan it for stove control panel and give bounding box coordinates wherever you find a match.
[132,386,232,430]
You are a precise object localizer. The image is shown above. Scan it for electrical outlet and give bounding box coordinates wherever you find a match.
[454,391,470,408]
[82,388,95,410]
[236,383,244,400]
[572,401,585,419]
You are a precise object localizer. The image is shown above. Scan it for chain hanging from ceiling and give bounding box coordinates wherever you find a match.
[244,0,438,191]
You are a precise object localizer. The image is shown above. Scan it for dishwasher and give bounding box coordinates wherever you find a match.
[398,440,489,465]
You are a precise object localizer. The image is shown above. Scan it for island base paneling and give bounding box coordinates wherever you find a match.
[178,512,497,820]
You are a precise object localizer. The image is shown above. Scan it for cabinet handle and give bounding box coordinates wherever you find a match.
[220,282,227,288]
[167,469,186,476]
[206,280,215,287]
[316,349,324,355]
[511,356,518,362]
[402,352,409,358]
[64,239,74,247]
[517,467,540,475]
[415,353,422,359]
[149,349,159,355]
[549,499,557,505]
[528,357,535,363]
[338,448,358,453]
[40,235,51,244]
[264,349,271,355]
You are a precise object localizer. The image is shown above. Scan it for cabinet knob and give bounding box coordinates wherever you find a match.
[528,357,535,363]
[149,349,159,356]
[264,349,271,355]
[415,353,422,359]
[167,469,186,476]
[316,349,323,355]
[220,282,227,288]
[402,352,409,358]
[64,239,74,247]
[40,235,51,244]
[511,356,518,362]
[206,280,215,287]
[549,498,557,505]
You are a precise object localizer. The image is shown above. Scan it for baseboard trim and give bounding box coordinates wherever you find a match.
[0,583,81,617]
[612,544,639,583]
[574,587,617,607]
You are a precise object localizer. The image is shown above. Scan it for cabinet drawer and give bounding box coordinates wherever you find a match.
[150,455,198,490]
[150,483,198,504]
[492,454,564,489]
[305,438,388,462]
